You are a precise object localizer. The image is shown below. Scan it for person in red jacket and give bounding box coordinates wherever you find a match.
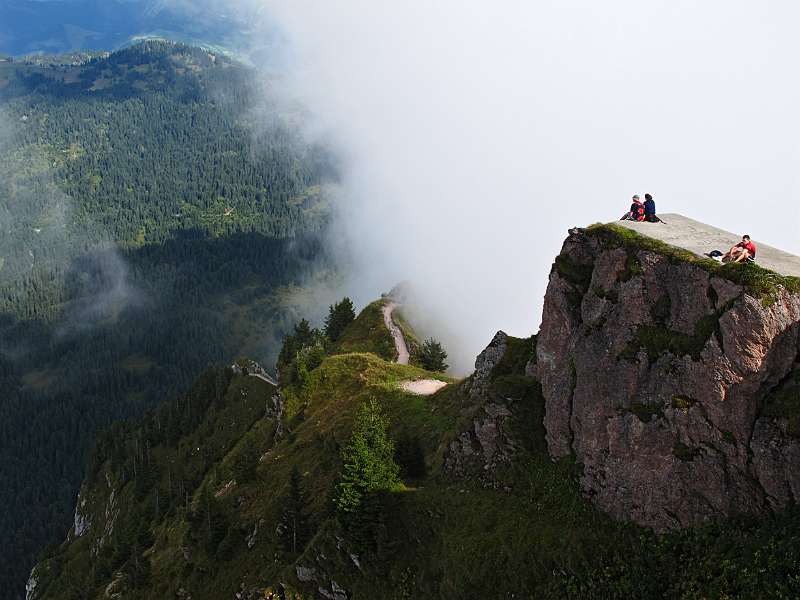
[722,234,757,263]
[621,195,645,221]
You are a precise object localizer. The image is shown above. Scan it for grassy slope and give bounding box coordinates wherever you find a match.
[390,306,423,366]
[29,303,800,600]
[332,300,397,360]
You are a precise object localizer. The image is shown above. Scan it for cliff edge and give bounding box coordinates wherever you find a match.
[537,221,800,529]
[617,213,800,277]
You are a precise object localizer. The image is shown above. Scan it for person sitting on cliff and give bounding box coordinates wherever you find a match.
[722,234,757,263]
[621,195,645,221]
[643,193,661,222]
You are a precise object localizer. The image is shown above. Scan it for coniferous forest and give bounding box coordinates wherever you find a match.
[0,41,336,595]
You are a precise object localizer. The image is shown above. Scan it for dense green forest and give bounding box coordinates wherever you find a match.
[0,41,337,598]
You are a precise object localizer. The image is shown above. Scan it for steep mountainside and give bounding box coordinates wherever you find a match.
[0,40,336,597]
[27,295,800,599]
[538,224,800,529]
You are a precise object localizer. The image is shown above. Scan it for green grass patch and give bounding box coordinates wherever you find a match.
[554,255,595,289]
[588,224,720,268]
[620,312,721,364]
[672,395,698,412]
[333,300,396,361]
[650,294,671,324]
[20,368,60,390]
[119,353,155,374]
[673,441,700,462]
[627,402,664,423]
[592,285,619,303]
[586,224,800,303]
[618,251,643,283]
[554,254,594,313]
[491,335,537,380]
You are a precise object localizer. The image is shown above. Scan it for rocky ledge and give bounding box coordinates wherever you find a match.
[537,224,800,530]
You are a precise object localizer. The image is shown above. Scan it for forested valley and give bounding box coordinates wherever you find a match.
[0,41,337,596]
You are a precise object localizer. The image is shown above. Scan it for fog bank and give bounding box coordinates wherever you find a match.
[253,2,800,372]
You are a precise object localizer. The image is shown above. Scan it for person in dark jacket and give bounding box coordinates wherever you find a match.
[643,193,657,221]
[621,195,645,221]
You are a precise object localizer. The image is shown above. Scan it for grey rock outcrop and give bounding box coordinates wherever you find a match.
[467,330,508,400]
[537,226,800,529]
[443,401,515,485]
[444,332,519,486]
[72,495,91,538]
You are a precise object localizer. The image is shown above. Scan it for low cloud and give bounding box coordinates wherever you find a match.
[251,1,800,372]
[0,107,143,334]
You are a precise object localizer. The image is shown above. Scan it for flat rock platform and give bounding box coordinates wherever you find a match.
[615,213,800,278]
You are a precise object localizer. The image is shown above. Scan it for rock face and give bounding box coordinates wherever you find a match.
[468,330,508,400]
[71,495,91,538]
[537,226,800,530]
[444,331,519,486]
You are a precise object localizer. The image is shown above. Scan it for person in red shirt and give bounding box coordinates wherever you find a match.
[722,234,757,263]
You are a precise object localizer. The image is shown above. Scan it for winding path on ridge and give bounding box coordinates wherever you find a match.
[382,301,410,365]
[383,300,448,396]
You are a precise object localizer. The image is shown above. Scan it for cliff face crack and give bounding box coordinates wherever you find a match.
[566,355,577,453]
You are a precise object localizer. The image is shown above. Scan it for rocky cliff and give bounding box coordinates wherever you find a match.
[537,224,800,530]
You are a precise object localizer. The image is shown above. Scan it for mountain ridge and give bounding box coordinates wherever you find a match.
[25,227,800,597]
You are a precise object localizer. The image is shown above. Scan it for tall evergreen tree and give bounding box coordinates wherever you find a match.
[334,398,401,516]
[278,466,310,554]
[419,337,449,372]
[231,436,259,484]
[324,297,356,342]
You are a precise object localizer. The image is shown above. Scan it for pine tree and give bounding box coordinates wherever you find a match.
[196,483,229,556]
[419,337,449,372]
[278,466,309,554]
[231,436,259,483]
[334,398,401,517]
[293,319,316,347]
[324,297,356,342]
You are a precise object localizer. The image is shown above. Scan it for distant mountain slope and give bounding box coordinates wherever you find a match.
[0,40,338,599]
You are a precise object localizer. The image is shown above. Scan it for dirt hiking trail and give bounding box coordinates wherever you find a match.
[382,301,410,365]
[382,300,448,396]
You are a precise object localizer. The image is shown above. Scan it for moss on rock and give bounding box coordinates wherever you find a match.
[762,367,800,438]
[586,223,800,303]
